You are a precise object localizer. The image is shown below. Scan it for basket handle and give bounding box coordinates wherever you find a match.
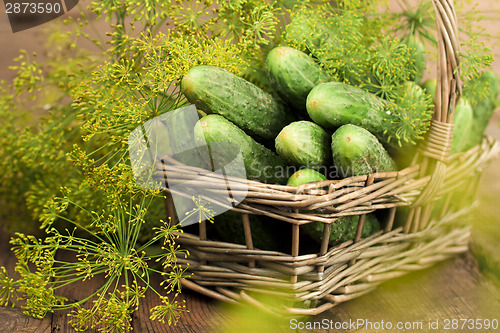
[410,0,462,210]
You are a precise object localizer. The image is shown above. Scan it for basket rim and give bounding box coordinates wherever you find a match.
[157,135,500,224]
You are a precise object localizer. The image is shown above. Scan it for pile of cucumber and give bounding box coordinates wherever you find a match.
[179,45,498,249]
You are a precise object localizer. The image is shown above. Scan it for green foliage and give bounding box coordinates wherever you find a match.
[384,82,434,146]
[0,194,214,331]
[90,0,171,26]
[284,4,373,84]
[463,70,499,107]
[0,0,322,328]
[362,37,416,100]
[0,0,281,329]
[458,36,494,81]
[0,32,93,233]
[392,0,436,44]
[0,0,496,329]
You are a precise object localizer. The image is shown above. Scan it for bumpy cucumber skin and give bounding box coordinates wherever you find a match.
[306,82,389,143]
[266,46,330,114]
[451,98,474,154]
[181,65,295,142]
[302,214,380,246]
[194,114,288,184]
[331,124,397,177]
[286,169,327,187]
[275,121,331,169]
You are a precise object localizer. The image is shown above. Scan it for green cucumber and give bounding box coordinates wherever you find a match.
[275,121,331,169]
[307,81,432,148]
[181,65,295,141]
[286,169,327,187]
[451,98,474,154]
[331,124,397,177]
[266,46,330,115]
[307,82,388,140]
[194,114,288,184]
[467,71,499,148]
[302,214,380,246]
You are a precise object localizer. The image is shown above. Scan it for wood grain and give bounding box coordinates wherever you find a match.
[0,225,233,332]
[0,307,52,333]
[316,252,500,333]
[132,273,233,332]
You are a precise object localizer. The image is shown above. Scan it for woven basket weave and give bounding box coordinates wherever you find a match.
[158,0,500,315]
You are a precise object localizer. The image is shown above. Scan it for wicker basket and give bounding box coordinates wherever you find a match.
[157,0,500,315]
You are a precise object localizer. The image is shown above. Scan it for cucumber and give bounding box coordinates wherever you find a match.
[451,98,474,154]
[307,81,432,148]
[331,124,397,177]
[275,121,331,169]
[194,114,288,184]
[466,71,499,148]
[286,169,327,187]
[181,65,295,141]
[307,82,388,140]
[302,214,380,246]
[266,46,330,115]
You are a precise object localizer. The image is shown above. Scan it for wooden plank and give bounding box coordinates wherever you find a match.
[0,225,232,332]
[50,266,101,333]
[0,307,52,333]
[314,252,500,332]
[132,272,233,332]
